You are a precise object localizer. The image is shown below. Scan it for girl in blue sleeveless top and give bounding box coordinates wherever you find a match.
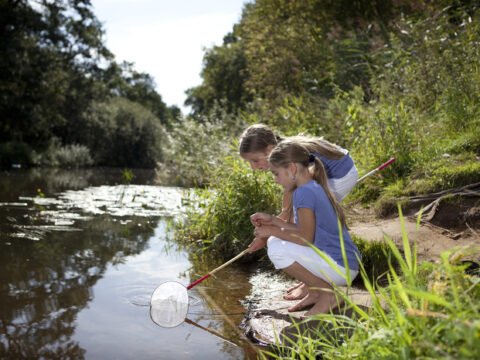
[248,139,360,316]
[240,124,358,301]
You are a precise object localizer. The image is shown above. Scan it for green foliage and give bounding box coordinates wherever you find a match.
[445,126,480,155]
[0,141,33,167]
[238,0,403,107]
[122,169,135,184]
[185,29,249,116]
[242,95,325,137]
[344,5,480,203]
[261,215,480,359]
[156,107,246,186]
[81,98,165,168]
[188,1,480,203]
[102,61,175,126]
[351,101,418,179]
[0,0,172,168]
[175,155,282,260]
[33,142,94,168]
[372,3,480,133]
[191,0,436,117]
[374,153,480,216]
[407,154,480,195]
[352,235,400,287]
[0,0,111,149]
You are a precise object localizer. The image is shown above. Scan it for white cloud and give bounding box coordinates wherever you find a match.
[94,1,246,111]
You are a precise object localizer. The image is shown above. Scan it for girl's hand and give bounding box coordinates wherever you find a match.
[254,225,274,238]
[248,237,267,253]
[250,212,273,227]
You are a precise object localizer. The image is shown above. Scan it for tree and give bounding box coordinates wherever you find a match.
[0,0,173,167]
[0,0,111,151]
[185,27,249,117]
[102,61,172,125]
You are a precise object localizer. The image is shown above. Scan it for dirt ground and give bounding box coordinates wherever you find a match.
[347,203,480,263]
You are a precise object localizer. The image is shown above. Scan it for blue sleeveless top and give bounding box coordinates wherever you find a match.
[319,148,354,179]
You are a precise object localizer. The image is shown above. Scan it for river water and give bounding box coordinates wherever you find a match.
[0,168,260,359]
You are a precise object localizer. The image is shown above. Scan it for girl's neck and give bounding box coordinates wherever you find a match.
[295,172,313,188]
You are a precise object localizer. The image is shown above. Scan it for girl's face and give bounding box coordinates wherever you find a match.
[241,151,270,170]
[270,165,295,191]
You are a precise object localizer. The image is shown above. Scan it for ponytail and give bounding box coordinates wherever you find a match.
[311,156,346,227]
[289,135,345,160]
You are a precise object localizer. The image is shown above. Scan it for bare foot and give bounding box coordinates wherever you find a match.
[284,282,308,300]
[287,290,323,312]
[286,282,302,293]
[303,291,342,316]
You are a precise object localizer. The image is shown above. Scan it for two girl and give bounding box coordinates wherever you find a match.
[240,124,360,315]
[239,124,358,203]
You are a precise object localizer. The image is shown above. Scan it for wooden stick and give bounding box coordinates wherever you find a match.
[187,248,249,290]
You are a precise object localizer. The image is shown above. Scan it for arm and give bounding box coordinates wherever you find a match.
[254,207,315,246]
[247,236,267,253]
[250,190,292,247]
[250,211,292,228]
[248,205,305,253]
[277,191,293,223]
[248,209,288,253]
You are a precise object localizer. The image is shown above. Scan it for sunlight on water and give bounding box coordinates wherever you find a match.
[1,184,187,241]
[0,169,258,359]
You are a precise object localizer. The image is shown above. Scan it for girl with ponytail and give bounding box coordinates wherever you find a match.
[248,139,360,316]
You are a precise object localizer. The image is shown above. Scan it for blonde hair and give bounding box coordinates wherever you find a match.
[239,124,345,160]
[288,135,345,160]
[269,139,346,226]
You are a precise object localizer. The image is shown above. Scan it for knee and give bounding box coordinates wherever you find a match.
[267,237,292,269]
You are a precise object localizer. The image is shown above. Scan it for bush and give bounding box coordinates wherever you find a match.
[342,5,480,202]
[0,141,33,168]
[175,155,282,260]
[82,97,165,168]
[156,105,246,187]
[33,141,94,168]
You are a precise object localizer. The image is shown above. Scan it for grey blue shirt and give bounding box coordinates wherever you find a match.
[319,149,354,179]
[293,180,360,270]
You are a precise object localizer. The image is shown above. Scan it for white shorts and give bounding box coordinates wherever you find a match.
[267,236,358,286]
[328,165,358,202]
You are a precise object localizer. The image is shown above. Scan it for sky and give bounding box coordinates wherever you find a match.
[93,0,248,112]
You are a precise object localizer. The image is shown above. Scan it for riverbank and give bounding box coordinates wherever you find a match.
[240,202,480,350]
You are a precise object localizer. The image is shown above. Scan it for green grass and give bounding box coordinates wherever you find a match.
[175,154,282,260]
[372,153,480,217]
[258,208,480,359]
[352,235,400,287]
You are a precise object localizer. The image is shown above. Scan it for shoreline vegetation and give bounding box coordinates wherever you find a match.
[2,0,480,357]
[258,211,480,359]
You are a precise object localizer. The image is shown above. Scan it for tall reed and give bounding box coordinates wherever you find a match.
[260,206,480,359]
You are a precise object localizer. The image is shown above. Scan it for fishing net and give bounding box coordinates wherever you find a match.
[150,281,189,328]
[149,249,249,328]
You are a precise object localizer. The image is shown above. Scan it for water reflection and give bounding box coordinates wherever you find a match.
[0,213,157,358]
[0,169,259,359]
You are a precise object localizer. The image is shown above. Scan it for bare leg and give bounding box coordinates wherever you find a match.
[284,282,308,300]
[282,262,341,315]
